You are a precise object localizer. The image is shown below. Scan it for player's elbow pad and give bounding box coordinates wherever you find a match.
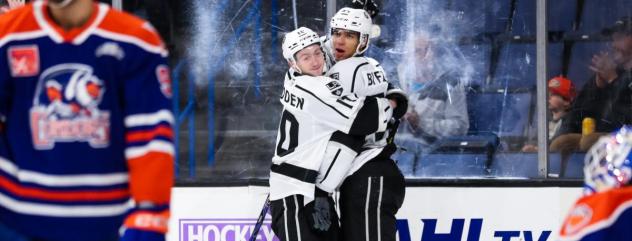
[348,97,391,135]
[386,88,408,119]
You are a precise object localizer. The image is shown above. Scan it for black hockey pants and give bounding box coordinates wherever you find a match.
[339,156,406,241]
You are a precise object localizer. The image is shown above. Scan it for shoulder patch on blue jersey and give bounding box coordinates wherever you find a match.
[8,45,40,77]
[156,65,172,98]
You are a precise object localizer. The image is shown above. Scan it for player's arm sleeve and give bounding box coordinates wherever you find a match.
[295,78,392,136]
[316,131,363,193]
[347,96,392,135]
[122,50,174,206]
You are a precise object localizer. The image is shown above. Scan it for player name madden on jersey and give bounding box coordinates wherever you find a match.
[281,88,305,110]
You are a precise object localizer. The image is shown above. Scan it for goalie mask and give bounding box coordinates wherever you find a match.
[282,27,323,74]
[583,126,632,195]
[330,7,375,56]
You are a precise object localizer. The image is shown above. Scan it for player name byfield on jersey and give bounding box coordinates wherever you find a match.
[281,88,305,110]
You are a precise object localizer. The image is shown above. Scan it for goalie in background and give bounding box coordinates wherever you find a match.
[558,126,632,241]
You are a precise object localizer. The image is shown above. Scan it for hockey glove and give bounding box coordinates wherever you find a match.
[386,89,408,119]
[120,204,169,241]
[349,0,379,18]
[305,188,332,234]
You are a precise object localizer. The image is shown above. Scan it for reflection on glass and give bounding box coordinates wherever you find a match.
[172,0,630,182]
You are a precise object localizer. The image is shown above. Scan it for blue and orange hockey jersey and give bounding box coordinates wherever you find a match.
[0,2,174,241]
[559,187,632,241]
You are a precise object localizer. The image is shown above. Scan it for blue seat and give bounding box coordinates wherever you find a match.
[467,91,532,138]
[488,153,563,178]
[415,153,489,177]
[578,0,632,34]
[493,42,563,89]
[447,0,511,36]
[548,152,563,177]
[511,0,577,36]
[564,152,586,178]
[490,153,538,177]
[567,41,609,89]
[459,43,492,86]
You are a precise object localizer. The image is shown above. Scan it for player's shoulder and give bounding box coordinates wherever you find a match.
[365,57,382,67]
[96,4,166,55]
[335,57,370,68]
[559,187,632,240]
[294,75,343,96]
[0,3,41,42]
[334,56,382,72]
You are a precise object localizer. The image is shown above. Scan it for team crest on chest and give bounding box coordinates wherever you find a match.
[8,45,39,77]
[29,64,110,149]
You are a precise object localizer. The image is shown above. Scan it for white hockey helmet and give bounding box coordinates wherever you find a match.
[583,126,632,195]
[282,27,322,73]
[330,7,374,56]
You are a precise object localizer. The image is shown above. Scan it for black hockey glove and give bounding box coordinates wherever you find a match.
[386,89,408,119]
[349,0,379,18]
[305,188,332,234]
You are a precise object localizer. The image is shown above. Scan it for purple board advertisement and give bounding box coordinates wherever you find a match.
[179,219,279,241]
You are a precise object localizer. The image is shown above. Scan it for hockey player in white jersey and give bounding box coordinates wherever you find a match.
[269,27,397,241]
[315,5,409,241]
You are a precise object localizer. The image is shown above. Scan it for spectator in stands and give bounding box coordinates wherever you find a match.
[522,76,576,152]
[550,17,632,159]
[395,33,469,155]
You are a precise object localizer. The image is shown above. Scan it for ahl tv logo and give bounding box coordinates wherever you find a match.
[180,219,279,241]
[30,64,110,149]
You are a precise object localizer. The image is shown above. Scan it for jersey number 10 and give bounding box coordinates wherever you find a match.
[276,110,299,157]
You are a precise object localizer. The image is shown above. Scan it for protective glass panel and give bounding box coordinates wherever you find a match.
[168,0,630,182]
[546,0,631,180]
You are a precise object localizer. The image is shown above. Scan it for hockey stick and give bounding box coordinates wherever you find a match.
[249,194,271,241]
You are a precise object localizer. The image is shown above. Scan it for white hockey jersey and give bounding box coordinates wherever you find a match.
[269,70,393,201]
[326,56,389,98]
[324,53,394,175]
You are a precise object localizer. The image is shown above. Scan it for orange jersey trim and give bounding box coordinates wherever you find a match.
[0,3,42,40]
[38,2,100,42]
[127,151,173,204]
[126,125,174,143]
[97,7,164,49]
[0,175,129,202]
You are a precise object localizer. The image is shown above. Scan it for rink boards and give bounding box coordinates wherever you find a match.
[168,186,582,241]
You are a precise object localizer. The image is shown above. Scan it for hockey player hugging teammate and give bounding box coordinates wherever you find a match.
[319,6,409,241]
[268,27,397,241]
